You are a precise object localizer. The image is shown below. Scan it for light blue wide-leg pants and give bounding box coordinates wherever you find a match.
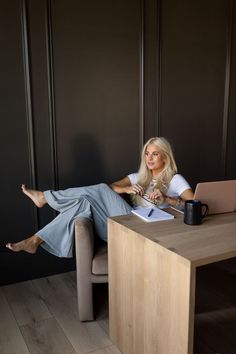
[37,183,132,258]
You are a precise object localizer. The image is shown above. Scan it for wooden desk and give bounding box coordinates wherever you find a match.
[108,211,236,354]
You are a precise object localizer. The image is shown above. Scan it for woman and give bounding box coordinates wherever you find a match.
[6,137,193,257]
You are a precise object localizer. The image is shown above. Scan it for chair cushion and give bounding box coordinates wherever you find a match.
[92,244,108,275]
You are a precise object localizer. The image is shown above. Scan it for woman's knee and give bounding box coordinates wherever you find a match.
[98,183,109,190]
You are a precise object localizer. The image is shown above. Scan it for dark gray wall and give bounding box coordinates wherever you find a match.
[145,0,236,187]
[1,0,235,285]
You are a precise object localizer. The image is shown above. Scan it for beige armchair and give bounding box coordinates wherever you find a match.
[75,216,108,321]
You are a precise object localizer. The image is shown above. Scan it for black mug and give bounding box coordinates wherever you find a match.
[184,200,208,225]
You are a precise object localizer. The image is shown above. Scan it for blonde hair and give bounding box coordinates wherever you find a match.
[132,137,178,206]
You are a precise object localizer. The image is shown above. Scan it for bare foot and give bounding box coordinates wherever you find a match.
[21,184,46,208]
[6,235,43,254]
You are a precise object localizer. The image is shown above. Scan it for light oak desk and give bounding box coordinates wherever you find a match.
[108,211,236,354]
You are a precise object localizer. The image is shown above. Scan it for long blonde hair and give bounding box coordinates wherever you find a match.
[132,137,178,205]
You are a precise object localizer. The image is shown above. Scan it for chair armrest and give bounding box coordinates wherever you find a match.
[74,216,108,321]
[74,216,94,279]
[75,217,95,321]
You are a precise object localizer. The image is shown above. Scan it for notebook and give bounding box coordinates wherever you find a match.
[131,207,174,222]
[193,180,236,215]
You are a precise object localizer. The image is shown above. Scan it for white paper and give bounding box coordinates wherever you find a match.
[131,207,174,222]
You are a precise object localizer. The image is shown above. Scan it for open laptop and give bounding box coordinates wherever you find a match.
[194,180,236,215]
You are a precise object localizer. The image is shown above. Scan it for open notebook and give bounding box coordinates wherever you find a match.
[131,207,174,222]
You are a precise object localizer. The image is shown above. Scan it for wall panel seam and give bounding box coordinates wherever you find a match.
[45,0,59,190]
[139,0,145,149]
[222,0,234,177]
[156,0,162,136]
[21,0,39,229]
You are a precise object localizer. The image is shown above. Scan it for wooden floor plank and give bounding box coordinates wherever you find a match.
[20,317,76,354]
[32,274,112,353]
[194,259,236,353]
[2,279,52,326]
[195,310,236,354]
[97,318,109,337]
[0,289,30,354]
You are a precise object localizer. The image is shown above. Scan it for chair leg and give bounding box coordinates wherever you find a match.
[77,281,94,321]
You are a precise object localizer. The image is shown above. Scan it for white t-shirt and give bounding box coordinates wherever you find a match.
[128,173,191,208]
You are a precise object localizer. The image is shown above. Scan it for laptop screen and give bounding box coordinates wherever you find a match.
[193,180,236,215]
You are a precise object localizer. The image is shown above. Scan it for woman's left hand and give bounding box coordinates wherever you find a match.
[147,188,166,205]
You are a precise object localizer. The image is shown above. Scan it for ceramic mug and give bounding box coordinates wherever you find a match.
[184,200,208,225]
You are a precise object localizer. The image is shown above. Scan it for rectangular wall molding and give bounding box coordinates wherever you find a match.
[21,0,39,230]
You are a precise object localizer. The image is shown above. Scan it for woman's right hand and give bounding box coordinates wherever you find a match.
[126,184,144,195]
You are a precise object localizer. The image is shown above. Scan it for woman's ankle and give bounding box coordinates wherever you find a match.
[32,235,43,246]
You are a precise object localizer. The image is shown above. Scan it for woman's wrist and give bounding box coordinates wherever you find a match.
[165,196,184,207]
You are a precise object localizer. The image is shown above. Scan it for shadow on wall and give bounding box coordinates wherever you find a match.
[60,133,107,189]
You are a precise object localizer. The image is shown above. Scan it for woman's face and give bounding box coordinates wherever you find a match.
[145,143,166,175]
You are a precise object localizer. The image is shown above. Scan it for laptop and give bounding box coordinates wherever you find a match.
[194,180,236,215]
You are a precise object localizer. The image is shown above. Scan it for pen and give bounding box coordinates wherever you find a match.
[148,208,154,217]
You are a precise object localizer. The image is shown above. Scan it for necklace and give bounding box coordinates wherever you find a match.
[150,178,157,187]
